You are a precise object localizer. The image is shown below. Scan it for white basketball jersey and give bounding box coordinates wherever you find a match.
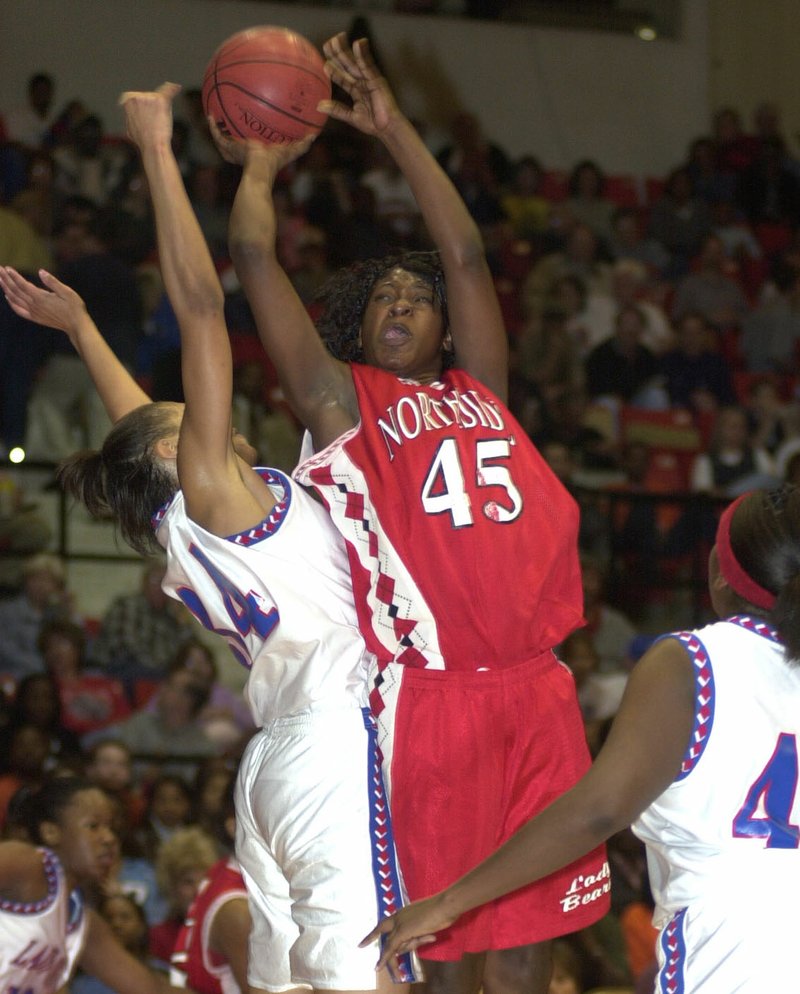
[155,469,372,725]
[0,849,87,994]
[633,615,800,991]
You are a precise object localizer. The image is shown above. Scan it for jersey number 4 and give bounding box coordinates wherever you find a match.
[421,438,522,528]
[732,732,800,848]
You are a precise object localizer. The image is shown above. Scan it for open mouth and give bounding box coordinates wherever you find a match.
[382,322,411,343]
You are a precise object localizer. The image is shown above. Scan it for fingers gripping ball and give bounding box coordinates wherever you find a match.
[202,26,330,144]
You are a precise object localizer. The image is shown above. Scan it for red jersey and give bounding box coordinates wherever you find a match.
[170,857,247,994]
[295,364,583,673]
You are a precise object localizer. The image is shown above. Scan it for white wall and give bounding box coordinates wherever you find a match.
[1,0,710,176]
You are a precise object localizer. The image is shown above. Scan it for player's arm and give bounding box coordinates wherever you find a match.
[120,84,275,534]
[216,130,358,450]
[0,266,150,422]
[79,909,196,994]
[365,636,696,973]
[208,896,252,994]
[322,33,508,401]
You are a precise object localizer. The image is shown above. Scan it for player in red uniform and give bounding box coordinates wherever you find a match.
[170,780,250,994]
[215,32,607,994]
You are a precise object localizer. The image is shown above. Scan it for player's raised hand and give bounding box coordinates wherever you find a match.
[320,33,401,137]
[209,117,314,175]
[0,266,88,340]
[119,82,181,150]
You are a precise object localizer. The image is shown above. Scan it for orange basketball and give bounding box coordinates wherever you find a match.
[202,26,330,145]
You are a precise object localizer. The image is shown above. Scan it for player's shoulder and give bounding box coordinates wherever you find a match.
[0,842,55,904]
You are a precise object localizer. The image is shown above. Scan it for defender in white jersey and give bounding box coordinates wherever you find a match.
[366,486,800,994]
[0,778,181,994]
[0,82,410,994]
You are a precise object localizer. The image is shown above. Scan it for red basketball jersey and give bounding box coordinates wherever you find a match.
[170,857,247,994]
[295,364,584,672]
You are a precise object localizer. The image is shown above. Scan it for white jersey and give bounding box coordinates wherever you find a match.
[155,470,418,988]
[155,469,372,725]
[0,848,88,994]
[633,615,800,992]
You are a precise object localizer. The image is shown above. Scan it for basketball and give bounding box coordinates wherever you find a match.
[202,26,330,145]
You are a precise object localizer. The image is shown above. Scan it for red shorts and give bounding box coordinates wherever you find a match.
[380,652,610,960]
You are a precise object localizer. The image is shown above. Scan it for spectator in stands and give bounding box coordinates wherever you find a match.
[552,272,614,360]
[135,773,195,865]
[24,210,144,460]
[175,89,221,172]
[710,197,763,264]
[738,135,800,228]
[289,225,334,304]
[0,214,54,452]
[436,109,511,192]
[187,164,229,264]
[585,304,661,407]
[2,671,83,773]
[565,158,615,244]
[2,72,56,152]
[514,302,583,411]
[84,738,147,830]
[0,471,53,590]
[690,403,777,497]
[360,140,421,244]
[579,553,638,675]
[38,618,130,737]
[670,233,749,329]
[328,182,397,267]
[742,375,794,456]
[0,552,74,683]
[610,259,674,355]
[0,204,53,273]
[648,166,712,277]
[0,722,51,833]
[191,757,235,839]
[10,150,58,241]
[500,155,550,243]
[100,792,166,926]
[168,639,254,753]
[539,438,609,563]
[231,360,301,473]
[740,259,800,373]
[52,112,130,207]
[88,665,220,784]
[90,560,195,676]
[72,892,162,994]
[658,310,737,414]
[607,206,670,277]
[559,629,627,756]
[523,221,613,318]
[150,825,218,968]
[685,136,737,207]
[712,106,759,177]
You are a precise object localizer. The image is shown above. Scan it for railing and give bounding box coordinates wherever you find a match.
[2,459,723,628]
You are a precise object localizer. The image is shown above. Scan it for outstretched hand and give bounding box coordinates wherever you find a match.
[359,894,457,976]
[119,82,181,151]
[0,266,87,339]
[320,33,402,137]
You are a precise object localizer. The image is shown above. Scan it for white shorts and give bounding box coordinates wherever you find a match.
[235,707,418,992]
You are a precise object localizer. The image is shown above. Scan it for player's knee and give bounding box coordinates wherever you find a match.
[420,955,485,994]
[482,943,553,994]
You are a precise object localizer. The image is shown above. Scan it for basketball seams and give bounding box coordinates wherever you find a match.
[205,81,325,131]
[201,25,330,144]
[204,58,328,89]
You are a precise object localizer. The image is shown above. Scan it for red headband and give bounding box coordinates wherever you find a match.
[716,493,776,612]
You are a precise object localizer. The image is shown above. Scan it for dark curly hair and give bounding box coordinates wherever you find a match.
[313,251,451,367]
